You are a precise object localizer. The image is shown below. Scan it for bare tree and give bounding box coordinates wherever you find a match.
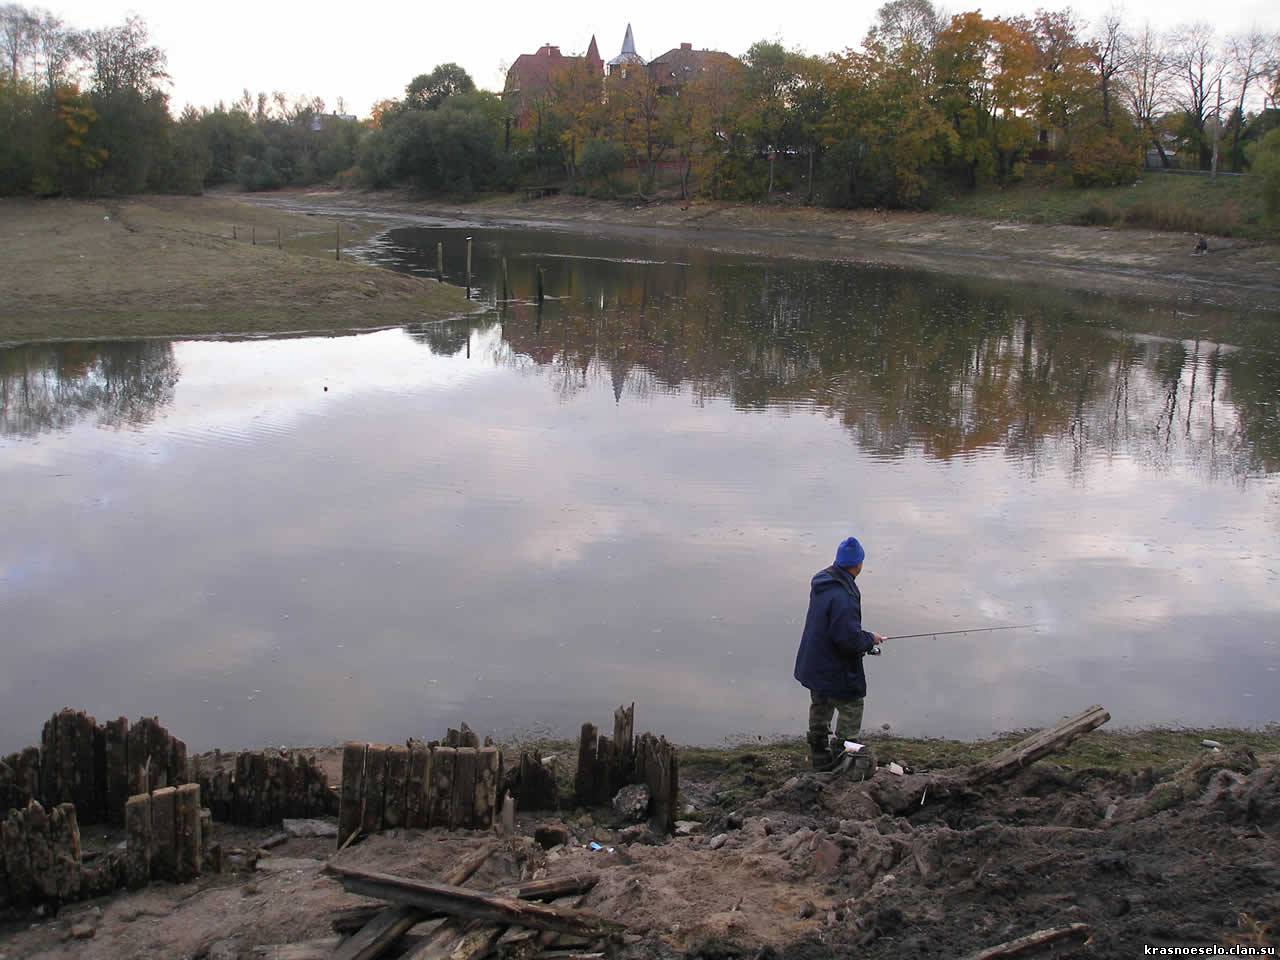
[32,10,81,95]
[0,3,37,82]
[1121,23,1173,167]
[83,14,167,96]
[1171,22,1224,169]
[1224,29,1275,165]
[1093,11,1129,129]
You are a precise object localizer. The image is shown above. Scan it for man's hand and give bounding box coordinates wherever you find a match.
[872,633,886,645]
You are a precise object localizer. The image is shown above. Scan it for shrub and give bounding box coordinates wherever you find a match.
[236,155,284,192]
[1248,128,1280,224]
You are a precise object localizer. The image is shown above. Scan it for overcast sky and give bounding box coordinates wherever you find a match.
[43,0,1279,117]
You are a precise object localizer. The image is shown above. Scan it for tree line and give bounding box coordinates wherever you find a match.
[2,0,1278,216]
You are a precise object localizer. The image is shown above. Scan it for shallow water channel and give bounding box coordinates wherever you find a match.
[2,221,1278,752]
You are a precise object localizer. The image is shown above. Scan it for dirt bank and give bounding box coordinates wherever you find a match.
[0,196,471,345]
[248,188,1280,313]
[3,725,1277,959]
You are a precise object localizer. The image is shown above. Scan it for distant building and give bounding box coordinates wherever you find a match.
[607,24,645,78]
[310,113,358,132]
[504,37,603,127]
[647,43,737,95]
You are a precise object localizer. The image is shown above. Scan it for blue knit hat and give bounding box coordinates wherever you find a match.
[835,537,866,568]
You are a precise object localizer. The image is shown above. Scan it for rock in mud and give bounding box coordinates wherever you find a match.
[709,833,729,850]
[674,819,703,836]
[611,784,651,822]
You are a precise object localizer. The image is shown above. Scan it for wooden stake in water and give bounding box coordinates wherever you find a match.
[501,256,509,302]
[277,227,282,250]
[252,226,256,246]
[335,223,341,262]
[233,225,237,241]
[436,242,444,283]
[536,267,545,305]
[465,236,473,300]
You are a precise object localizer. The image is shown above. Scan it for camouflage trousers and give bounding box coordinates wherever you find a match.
[807,691,865,747]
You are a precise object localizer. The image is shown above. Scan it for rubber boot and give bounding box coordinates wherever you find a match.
[807,732,835,771]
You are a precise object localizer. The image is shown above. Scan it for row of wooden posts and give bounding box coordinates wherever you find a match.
[194,749,336,828]
[0,710,188,829]
[123,784,210,890]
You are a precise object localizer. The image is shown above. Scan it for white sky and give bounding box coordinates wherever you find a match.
[42,0,1280,117]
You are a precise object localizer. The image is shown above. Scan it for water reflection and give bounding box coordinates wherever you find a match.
[1,225,1277,752]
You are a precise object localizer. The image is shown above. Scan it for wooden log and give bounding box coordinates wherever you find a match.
[382,746,410,830]
[451,748,478,829]
[2,809,34,903]
[175,783,202,881]
[104,717,130,827]
[960,923,1091,960]
[331,903,384,933]
[406,742,431,829]
[429,747,456,828]
[326,865,624,938]
[495,894,586,960]
[338,742,366,848]
[26,801,55,899]
[150,786,178,882]
[362,745,389,835]
[49,802,82,900]
[124,793,152,890]
[330,842,495,960]
[474,747,499,830]
[966,707,1110,785]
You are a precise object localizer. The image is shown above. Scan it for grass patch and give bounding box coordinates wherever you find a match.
[937,171,1275,241]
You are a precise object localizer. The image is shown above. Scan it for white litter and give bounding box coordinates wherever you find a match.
[887,762,906,776]
[843,741,865,753]
[1201,739,1223,749]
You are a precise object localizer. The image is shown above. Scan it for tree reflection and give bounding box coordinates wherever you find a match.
[391,226,1276,482]
[0,340,179,437]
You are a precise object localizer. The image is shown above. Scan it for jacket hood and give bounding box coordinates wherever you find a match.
[811,566,856,595]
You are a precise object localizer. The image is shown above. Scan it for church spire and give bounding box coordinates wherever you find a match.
[620,23,636,55]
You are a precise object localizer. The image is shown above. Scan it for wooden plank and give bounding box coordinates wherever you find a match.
[338,742,366,847]
[966,707,1110,785]
[406,742,431,829]
[327,865,624,938]
[176,783,202,881]
[428,747,456,828]
[330,842,495,960]
[150,786,178,882]
[495,894,585,959]
[105,717,130,827]
[960,923,1091,960]
[49,803,82,900]
[124,793,152,889]
[474,747,500,830]
[362,745,389,835]
[382,746,410,830]
[451,748,478,830]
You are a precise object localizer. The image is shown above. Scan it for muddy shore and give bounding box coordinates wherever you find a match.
[3,725,1277,959]
[247,188,1280,313]
[0,196,471,345]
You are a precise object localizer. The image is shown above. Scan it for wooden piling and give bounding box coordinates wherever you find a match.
[335,222,341,261]
[150,786,178,881]
[475,747,500,829]
[382,746,410,829]
[428,746,456,828]
[277,227,282,249]
[175,783,201,881]
[362,746,389,835]
[252,226,256,246]
[125,794,151,889]
[451,748,478,829]
[1,810,34,903]
[574,724,599,805]
[26,802,55,899]
[233,225,238,241]
[49,803,81,900]
[406,742,431,829]
[105,717,129,826]
[536,266,545,304]
[501,256,510,301]
[465,236,472,300]
[338,742,366,848]
[436,241,444,282]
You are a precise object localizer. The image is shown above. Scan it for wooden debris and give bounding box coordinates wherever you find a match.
[330,842,495,960]
[966,706,1110,785]
[327,864,624,938]
[338,742,366,848]
[960,923,1091,959]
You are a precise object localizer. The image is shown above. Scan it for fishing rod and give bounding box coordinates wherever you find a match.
[867,623,1037,654]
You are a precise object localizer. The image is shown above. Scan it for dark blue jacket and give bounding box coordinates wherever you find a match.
[794,565,876,699]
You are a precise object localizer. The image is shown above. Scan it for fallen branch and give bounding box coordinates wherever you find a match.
[960,923,1091,959]
[327,864,623,939]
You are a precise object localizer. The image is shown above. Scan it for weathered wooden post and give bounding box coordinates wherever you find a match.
[465,236,473,300]
[175,783,201,881]
[536,267,545,305]
[338,742,366,848]
[233,225,237,241]
[501,256,510,301]
[382,745,410,829]
[362,745,389,835]
[436,241,444,282]
[150,786,177,881]
[451,748,478,828]
[475,746,500,829]
[125,793,152,889]
[428,746,456,828]
[336,222,341,262]
[252,226,256,246]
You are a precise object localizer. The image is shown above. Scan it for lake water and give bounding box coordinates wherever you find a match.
[2,221,1278,754]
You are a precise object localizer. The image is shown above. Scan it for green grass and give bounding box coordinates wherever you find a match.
[937,170,1276,241]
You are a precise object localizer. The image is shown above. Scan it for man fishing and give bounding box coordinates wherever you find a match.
[793,536,884,771]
